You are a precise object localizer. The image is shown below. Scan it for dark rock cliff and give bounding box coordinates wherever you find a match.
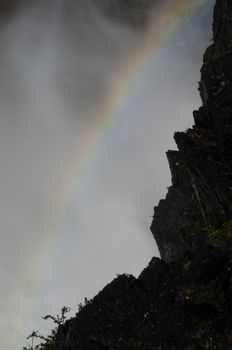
[151,0,232,263]
[50,0,232,349]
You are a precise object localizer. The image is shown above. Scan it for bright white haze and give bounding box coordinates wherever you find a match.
[0,0,214,348]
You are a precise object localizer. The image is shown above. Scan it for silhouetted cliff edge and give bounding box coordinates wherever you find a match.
[49,1,232,349]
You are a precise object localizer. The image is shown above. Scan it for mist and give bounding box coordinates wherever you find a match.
[0,1,214,348]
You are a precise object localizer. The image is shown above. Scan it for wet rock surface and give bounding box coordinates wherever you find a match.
[52,0,232,349]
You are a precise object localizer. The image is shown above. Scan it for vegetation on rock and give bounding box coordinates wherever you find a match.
[23,307,71,350]
[207,220,232,248]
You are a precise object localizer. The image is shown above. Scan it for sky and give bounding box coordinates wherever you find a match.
[0,0,214,348]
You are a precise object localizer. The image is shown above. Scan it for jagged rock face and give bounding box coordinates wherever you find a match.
[151,0,232,263]
[56,245,232,349]
[48,1,232,349]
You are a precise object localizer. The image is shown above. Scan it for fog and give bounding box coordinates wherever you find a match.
[0,1,213,348]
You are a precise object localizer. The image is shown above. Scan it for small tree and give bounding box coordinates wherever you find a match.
[24,307,71,350]
[207,220,232,248]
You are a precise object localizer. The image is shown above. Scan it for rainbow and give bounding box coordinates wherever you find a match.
[20,0,209,346]
[52,0,208,218]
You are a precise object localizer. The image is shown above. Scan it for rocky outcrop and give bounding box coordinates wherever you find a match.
[55,245,232,350]
[42,1,232,349]
[151,0,232,263]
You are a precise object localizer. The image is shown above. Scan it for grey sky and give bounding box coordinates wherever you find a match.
[0,1,214,348]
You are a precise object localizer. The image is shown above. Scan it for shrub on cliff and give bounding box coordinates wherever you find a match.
[23,307,71,350]
[207,220,232,248]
